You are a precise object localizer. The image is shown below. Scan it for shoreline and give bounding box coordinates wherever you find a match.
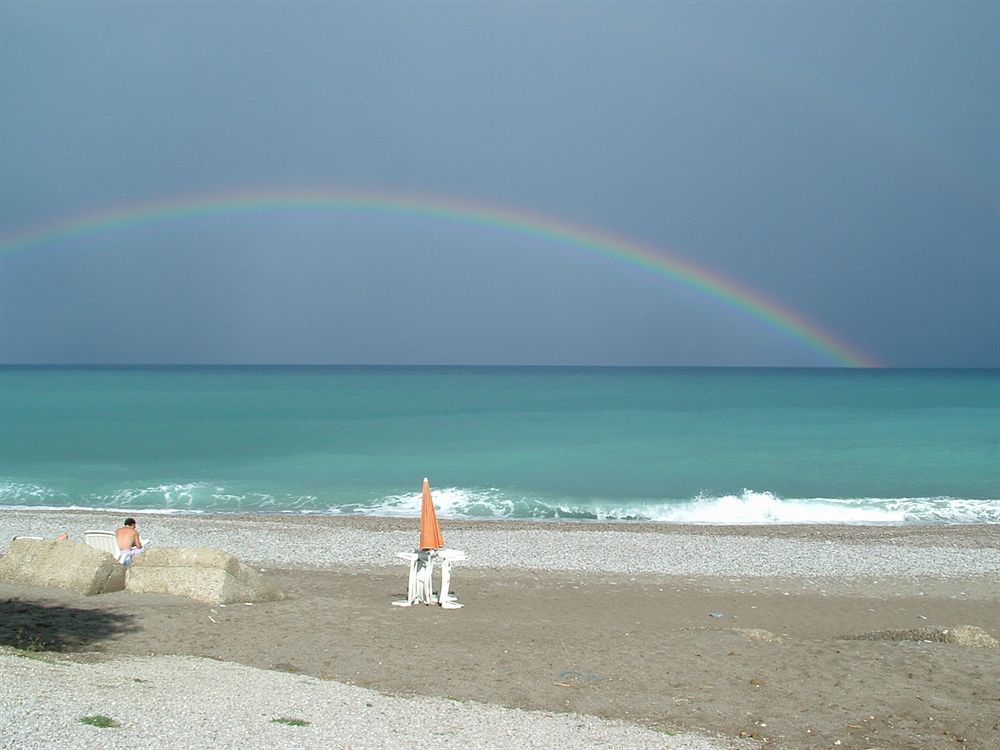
[2,509,998,749]
[3,502,998,526]
[4,505,999,536]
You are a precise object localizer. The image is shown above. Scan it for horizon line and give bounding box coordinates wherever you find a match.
[2,362,991,372]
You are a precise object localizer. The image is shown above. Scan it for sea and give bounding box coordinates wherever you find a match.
[0,366,997,525]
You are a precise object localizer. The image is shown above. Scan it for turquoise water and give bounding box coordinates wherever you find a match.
[1,366,997,523]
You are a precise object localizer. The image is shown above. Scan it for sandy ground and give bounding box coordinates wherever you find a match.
[1,511,998,749]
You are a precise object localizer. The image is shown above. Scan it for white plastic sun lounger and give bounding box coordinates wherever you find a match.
[83,530,120,556]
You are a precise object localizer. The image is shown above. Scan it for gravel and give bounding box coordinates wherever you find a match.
[1,510,997,579]
[0,651,738,750]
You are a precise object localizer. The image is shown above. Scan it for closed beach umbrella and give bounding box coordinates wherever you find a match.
[419,477,445,551]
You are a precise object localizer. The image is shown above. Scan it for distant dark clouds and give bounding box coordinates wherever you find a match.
[1,1,997,366]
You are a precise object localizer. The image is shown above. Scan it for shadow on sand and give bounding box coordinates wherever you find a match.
[0,599,139,652]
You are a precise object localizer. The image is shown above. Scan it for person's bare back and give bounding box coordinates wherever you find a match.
[116,518,142,552]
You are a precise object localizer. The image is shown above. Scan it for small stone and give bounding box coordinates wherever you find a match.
[947,626,1000,648]
[734,628,783,643]
[750,678,766,687]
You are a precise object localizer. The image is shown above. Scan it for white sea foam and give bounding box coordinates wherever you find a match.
[337,487,1000,525]
[106,482,206,508]
[640,491,907,524]
[338,486,519,518]
[1,479,997,524]
[0,481,69,504]
[556,492,1000,525]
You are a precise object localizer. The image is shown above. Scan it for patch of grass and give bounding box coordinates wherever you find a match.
[80,715,119,728]
[13,627,47,653]
[271,717,310,727]
[652,726,680,736]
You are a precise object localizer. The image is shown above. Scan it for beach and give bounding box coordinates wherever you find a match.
[1,510,998,749]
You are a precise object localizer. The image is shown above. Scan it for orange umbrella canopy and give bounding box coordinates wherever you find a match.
[419,477,445,551]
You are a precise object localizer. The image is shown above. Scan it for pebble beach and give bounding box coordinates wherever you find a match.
[3,510,998,579]
[2,510,998,749]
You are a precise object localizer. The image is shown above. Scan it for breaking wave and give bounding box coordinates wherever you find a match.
[2,481,997,524]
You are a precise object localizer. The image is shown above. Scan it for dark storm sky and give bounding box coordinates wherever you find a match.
[1,1,996,367]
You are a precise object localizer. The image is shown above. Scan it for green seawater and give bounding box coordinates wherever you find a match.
[1,366,997,523]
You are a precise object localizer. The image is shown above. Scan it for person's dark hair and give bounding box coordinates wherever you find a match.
[124,518,136,527]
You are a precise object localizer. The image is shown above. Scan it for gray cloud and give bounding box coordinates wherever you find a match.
[2,1,996,366]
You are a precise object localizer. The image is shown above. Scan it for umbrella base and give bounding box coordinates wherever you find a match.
[393,549,466,609]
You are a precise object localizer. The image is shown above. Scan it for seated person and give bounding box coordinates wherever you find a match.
[115,517,145,565]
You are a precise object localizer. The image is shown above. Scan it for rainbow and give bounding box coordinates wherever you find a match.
[0,187,881,367]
